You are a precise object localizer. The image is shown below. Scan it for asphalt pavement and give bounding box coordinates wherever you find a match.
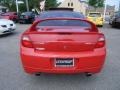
[0,24,120,90]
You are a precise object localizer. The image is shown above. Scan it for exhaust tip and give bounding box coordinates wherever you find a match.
[85,72,92,77]
[35,73,41,76]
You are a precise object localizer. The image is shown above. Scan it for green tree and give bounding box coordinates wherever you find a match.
[88,0,104,10]
[28,0,40,10]
[0,0,40,12]
[0,0,15,11]
[45,0,58,10]
[0,0,59,12]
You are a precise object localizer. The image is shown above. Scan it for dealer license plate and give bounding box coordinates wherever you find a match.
[55,58,74,67]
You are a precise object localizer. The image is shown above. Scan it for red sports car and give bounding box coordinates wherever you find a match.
[0,12,18,22]
[20,18,106,76]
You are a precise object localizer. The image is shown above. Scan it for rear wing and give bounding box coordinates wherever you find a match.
[29,18,98,32]
[49,8,73,11]
[87,12,102,17]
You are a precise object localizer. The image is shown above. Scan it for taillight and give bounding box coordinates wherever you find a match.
[100,18,103,21]
[21,35,33,48]
[5,16,10,19]
[95,36,105,48]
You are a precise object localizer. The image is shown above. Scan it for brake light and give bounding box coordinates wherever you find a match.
[21,35,33,48]
[5,16,10,19]
[95,36,105,48]
[100,18,103,21]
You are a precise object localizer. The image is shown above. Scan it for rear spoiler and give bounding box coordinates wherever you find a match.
[49,8,73,11]
[29,18,98,32]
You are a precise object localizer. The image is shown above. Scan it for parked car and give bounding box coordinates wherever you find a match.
[0,12,5,15]
[109,11,120,27]
[20,18,106,76]
[19,12,36,24]
[35,10,85,21]
[87,12,104,27]
[0,12,18,22]
[0,19,16,35]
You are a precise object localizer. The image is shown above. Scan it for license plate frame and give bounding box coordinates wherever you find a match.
[54,58,74,67]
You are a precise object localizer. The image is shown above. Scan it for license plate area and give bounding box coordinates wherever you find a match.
[9,28,12,31]
[20,16,24,19]
[55,58,74,67]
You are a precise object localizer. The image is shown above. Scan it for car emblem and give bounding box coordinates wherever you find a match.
[64,46,67,49]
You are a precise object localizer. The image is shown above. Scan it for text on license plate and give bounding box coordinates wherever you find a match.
[55,58,74,67]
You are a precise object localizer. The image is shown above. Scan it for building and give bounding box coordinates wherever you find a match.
[0,5,8,13]
[119,1,120,11]
[86,5,115,16]
[99,5,115,16]
[59,0,88,15]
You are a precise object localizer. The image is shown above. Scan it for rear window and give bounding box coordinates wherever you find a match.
[37,20,91,28]
[21,12,32,16]
[89,13,101,17]
[115,12,120,17]
[39,11,85,19]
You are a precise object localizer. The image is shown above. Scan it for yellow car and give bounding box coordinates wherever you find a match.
[87,12,104,27]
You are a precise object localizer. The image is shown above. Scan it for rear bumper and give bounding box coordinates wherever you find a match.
[93,21,103,26]
[0,28,16,35]
[24,66,103,74]
[19,19,31,23]
[96,22,104,26]
[20,47,106,74]
[112,21,120,26]
[88,19,104,26]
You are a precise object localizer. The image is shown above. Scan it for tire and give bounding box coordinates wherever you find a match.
[13,19,18,23]
[109,20,112,25]
[111,22,119,28]
[98,25,103,27]
[111,23,117,28]
[100,25,103,27]
[109,22,112,25]
[19,21,23,24]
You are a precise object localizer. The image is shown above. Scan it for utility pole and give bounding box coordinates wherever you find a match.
[103,0,107,20]
[119,1,120,11]
[25,0,29,12]
[16,0,19,13]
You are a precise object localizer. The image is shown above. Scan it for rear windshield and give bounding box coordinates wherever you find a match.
[89,13,101,17]
[21,12,32,15]
[39,11,85,19]
[37,20,91,28]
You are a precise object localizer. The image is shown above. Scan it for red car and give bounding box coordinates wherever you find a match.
[0,12,18,22]
[20,18,106,76]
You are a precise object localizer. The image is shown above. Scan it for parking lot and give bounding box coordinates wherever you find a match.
[0,23,120,90]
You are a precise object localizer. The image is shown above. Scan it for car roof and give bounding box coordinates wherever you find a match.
[2,12,16,15]
[89,12,101,14]
[5,12,16,14]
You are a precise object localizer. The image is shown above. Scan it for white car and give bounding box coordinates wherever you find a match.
[0,19,16,35]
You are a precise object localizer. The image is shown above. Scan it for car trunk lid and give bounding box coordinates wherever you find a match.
[28,30,101,52]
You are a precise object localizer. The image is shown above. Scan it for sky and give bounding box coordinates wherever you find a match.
[58,0,120,10]
[106,0,120,10]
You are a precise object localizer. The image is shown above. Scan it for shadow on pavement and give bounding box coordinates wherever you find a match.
[0,32,20,38]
